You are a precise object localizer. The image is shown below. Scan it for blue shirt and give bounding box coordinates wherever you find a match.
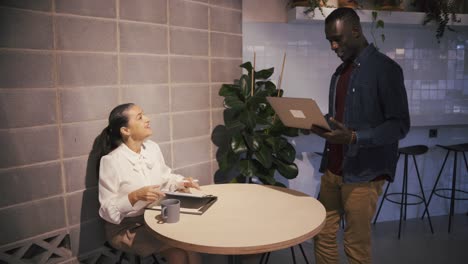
[319,44,410,183]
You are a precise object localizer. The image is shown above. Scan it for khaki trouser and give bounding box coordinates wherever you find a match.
[314,170,385,264]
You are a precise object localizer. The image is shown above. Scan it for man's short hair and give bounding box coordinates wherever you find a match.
[325,7,361,28]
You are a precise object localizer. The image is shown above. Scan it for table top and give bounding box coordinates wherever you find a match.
[144,183,326,255]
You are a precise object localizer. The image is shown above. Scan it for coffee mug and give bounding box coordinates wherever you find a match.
[160,199,180,223]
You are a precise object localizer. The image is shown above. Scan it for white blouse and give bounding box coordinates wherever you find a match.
[98,140,184,224]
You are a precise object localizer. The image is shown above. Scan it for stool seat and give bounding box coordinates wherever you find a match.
[398,145,428,156]
[436,143,468,152]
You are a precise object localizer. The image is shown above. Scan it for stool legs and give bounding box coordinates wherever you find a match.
[413,155,434,234]
[258,244,309,264]
[373,153,433,239]
[422,150,451,219]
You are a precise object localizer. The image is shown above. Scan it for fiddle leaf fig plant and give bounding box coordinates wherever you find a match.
[212,62,300,186]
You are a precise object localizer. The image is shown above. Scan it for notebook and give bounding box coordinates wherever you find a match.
[146,191,218,215]
[266,97,331,132]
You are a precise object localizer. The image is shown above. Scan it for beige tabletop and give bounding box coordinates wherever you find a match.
[144,183,326,255]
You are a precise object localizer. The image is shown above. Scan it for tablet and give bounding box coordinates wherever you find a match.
[266,97,331,132]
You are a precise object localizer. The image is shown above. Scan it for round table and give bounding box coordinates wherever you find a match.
[144,183,326,255]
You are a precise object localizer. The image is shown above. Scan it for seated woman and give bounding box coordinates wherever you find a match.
[97,103,201,264]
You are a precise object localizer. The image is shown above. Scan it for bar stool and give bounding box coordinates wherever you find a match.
[373,145,434,239]
[422,143,468,233]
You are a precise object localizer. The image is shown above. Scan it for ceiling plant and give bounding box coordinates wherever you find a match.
[211,62,300,186]
[419,0,463,43]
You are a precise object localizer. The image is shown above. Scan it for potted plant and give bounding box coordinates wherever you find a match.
[212,63,300,186]
[419,0,463,43]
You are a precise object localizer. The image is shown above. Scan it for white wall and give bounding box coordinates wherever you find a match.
[243,1,468,222]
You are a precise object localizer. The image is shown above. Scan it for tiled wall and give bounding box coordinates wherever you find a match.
[243,9,468,221]
[0,0,242,263]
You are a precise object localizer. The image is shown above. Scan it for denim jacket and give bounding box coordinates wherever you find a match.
[319,44,410,183]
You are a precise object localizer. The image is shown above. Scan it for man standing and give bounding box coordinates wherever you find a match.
[312,8,410,264]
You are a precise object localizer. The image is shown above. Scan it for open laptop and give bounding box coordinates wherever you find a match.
[266,97,331,132]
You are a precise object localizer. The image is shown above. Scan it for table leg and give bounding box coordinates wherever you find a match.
[228,255,241,264]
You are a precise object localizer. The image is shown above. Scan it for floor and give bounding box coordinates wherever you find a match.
[200,213,468,264]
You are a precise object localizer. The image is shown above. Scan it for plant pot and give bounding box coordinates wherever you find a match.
[374,0,403,11]
[338,0,359,8]
[290,0,329,7]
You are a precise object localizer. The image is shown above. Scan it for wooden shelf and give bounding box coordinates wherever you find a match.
[288,7,468,26]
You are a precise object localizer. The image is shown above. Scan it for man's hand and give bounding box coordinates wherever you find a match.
[311,117,354,144]
[128,185,165,206]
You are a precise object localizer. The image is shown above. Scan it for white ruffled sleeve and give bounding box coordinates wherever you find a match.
[98,155,134,224]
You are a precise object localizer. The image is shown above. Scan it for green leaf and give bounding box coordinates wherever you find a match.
[239,160,258,177]
[273,159,298,179]
[240,62,253,74]
[243,133,260,151]
[239,75,252,98]
[376,20,384,29]
[231,134,248,154]
[277,143,296,163]
[219,84,240,97]
[255,67,274,80]
[255,146,273,168]
[239,110,256,130]
[217,148,240,172]
[265,137,287,153]
[224,96,245,109]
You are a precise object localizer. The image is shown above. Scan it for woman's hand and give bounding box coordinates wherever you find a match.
[128,185,165,206]
[183,177,201,190]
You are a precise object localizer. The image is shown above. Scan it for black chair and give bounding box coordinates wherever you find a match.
[373,145,434,239]
[422,143,468,233]
[105,242,163,264]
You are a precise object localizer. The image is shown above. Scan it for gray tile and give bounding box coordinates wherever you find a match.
[210,6,242,34]
[209,0,242,10]
[0,162,62,207]
[61,120,107,158]
[211,84,225,109]
[0,7,53,49]
[211,59,242,83]
[120,55,168,84]
[173,137,211,168]
[0,0,51,11]
[121,85,169,114]
[66,189,100,225]
[120,22,167,54]
[172,111,210,140]
[60,87,119,123]
[69,218,106,256]
[173,161,213,185]
[0,126,59,168]
[158,142,172,167]
[148,114,170,143]
[171,85,210,112]
[55,0,116,18]
[57,53,117,87]
[64,156,98,192]
[211,32,242,57]
[170,28,208,56]
[0,51,54,88]
[119,0,166,24]
[169,0,208,29]
[55,16,116,51]
[0,197,66,245]
[170,57,208,83]
[0,90,56,128]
